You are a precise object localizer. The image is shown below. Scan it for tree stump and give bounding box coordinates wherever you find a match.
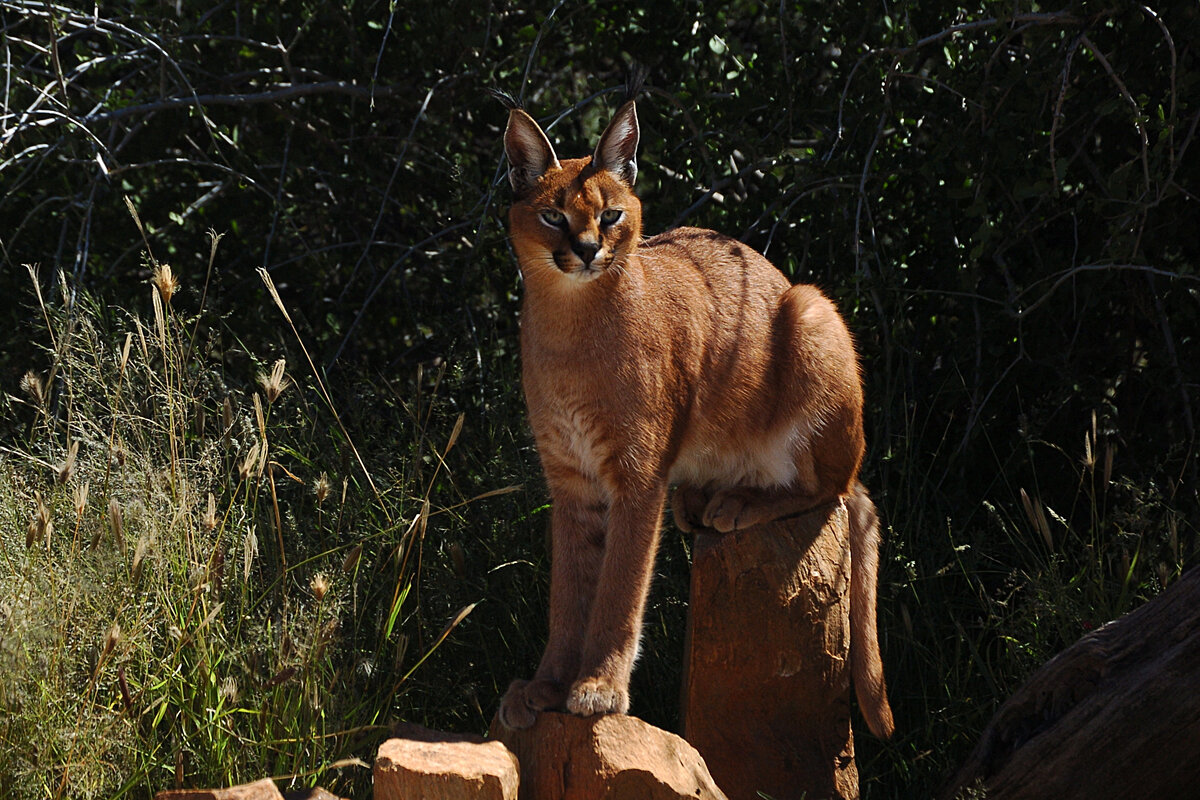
[943,565,1200,799]
[681,501,858,800]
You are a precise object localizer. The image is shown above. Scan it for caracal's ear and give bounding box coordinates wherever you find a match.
[504,109,560,196]
[593,100,639,187]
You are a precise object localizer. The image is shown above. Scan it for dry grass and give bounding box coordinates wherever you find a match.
[0,246,489,798]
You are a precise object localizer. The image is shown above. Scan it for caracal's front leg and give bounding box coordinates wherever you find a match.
[567,483,667,717]
[498,476,606,729]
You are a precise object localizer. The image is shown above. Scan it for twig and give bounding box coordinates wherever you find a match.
[1080,33,1151,199]
[883,11,1084,55]
[853,59,896,279]
[1049,35,1083,188]
[79,81,404,124]
[1016,263,1199,318]
[338,73,459,306]
[830,10,1088,160]
[328,218,476,367]
[257,268,390,523]
[518,0,569,105]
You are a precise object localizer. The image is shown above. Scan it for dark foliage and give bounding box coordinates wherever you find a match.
[2,0,1198,795]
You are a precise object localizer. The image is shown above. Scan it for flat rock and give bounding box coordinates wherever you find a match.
[155,778,285,800]
[375,723,519,800]
[284,789,347,800]
[489,711,728,800]
[155,780,345,800]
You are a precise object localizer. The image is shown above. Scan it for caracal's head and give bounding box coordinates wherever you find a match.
[503,100,644,284]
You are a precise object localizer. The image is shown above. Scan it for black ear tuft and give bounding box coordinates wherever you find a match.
[624,64,649,105]
[488,88,520,111]
[593,101,640,187]
[503,108,560,195]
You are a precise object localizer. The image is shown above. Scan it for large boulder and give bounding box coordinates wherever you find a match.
[489,711,727,800]
[375,723,520,800]
[944,565,1200,799]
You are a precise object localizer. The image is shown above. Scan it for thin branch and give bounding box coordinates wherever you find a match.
[328,219,477,367]
[1080,33,1151,199]
[337,73,460,305]
[1049,35,1083,188]
[892,11,1084,54]
[1016,263,1200,318]
[78,81,404,124]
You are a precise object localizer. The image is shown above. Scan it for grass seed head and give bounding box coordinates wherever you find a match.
[101,621,121,661]
[27,491,52,549]
[243,525,258,580]
[57,440,80,484]
[132,535,150,582]
[151,262,179,305]
[258,358,291,404]
[341,543,362,574]
[201,492,217,532]
[314,472,331,505]
[108,496,125,555]
[20,370,46,407]
[110,439,127,468]
[238,442,260,482]
[310,573,329,601]
[73,481,90,517]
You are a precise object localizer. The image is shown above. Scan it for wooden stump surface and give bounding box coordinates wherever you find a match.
[682,501,858,800]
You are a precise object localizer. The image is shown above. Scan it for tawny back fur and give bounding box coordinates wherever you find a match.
[498,98,894,739]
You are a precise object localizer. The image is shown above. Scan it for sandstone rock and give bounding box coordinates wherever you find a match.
[682,501,858,800]
[490,711,727,800]
[284,789,347,800]
[375,723,519,800]
[155,778,285,800]
[155,779,346,800]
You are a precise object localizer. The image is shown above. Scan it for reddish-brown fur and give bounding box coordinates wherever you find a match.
[498,99,894,739]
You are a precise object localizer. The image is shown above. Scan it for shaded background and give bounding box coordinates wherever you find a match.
[2,0,1198,795]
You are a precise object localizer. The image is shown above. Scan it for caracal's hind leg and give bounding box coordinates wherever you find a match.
[702,435,826,532]
[700,281,866,535]
[701,484,831,532]
[671,484,710,533]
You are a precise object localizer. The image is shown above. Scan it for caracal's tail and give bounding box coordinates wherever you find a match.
[847,481,895,739]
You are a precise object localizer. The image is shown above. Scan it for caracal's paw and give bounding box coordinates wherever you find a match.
[566,675,629,718]
[702,488,772,532]
[498,677,567,730]
[671,484,710,533]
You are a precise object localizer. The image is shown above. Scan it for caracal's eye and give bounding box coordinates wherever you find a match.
[599,208,623,226]
[540,209,566,227]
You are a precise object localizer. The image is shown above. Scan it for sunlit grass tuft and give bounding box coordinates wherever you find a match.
[0,239,492,798]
